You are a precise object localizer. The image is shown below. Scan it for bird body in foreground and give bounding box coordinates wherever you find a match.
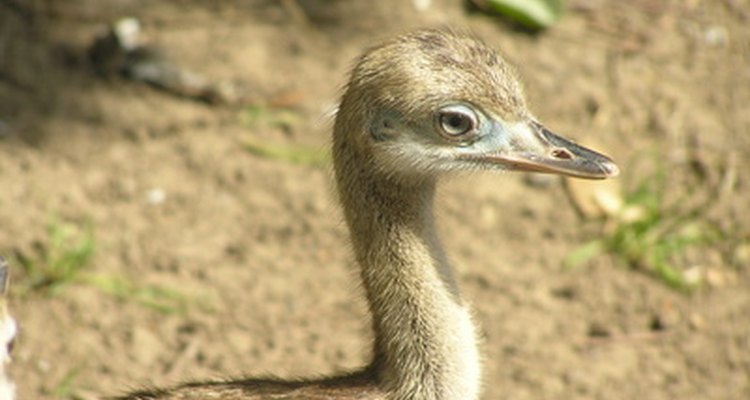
[118,28,618,400]
[0,258,16,400]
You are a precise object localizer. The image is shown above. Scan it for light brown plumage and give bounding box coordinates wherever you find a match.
[0,257,17,400]
[116,28,617,400]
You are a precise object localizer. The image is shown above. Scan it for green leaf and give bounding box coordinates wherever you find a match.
[484,0,564,29]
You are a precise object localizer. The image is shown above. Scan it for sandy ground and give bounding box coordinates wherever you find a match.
[1,0,749,399]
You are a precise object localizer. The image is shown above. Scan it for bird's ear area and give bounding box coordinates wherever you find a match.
[369,110,403,142]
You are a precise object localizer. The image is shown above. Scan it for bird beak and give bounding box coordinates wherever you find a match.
[471,120,619,179]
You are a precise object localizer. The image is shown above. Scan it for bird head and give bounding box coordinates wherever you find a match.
[335,28,618,181]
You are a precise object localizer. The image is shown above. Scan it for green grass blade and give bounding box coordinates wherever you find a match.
[564,239,605,269]
[82,274,193,314]
[16,217,95,294]
[485,0,564,29]
[244,138,330,168]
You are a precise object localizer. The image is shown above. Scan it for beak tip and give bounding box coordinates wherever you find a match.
[603,160,620,178]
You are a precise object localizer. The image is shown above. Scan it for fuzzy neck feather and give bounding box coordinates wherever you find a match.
[333,130,481,400]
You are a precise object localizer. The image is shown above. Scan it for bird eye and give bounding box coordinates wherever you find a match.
[436,105,478,141]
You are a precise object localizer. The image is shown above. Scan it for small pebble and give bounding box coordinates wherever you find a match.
[0,120,11,137]
[479,204,497,228]
[734,243,750,267]
[588,321,611,338]
[683,266,703,287]
[412,0,431,11]
[704,26,729,47]
[705,267,737,287]
[551,286,577,300]
[36,359,51,372]
[146,188,167,205]
[651,301,680,331]
[688,313,705,330]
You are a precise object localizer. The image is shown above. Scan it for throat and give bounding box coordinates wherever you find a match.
[337,167,481,400]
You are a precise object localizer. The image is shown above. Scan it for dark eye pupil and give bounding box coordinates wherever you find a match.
[448,115,464,128]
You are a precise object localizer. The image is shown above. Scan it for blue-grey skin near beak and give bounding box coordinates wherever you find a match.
[464,119,619,180]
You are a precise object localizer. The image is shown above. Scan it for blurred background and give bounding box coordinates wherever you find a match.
[0,0,748,398]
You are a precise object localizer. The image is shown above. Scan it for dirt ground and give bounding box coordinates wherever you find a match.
[1,0,749,399]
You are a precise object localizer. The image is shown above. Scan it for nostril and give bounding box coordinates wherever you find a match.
[551,149,572,159]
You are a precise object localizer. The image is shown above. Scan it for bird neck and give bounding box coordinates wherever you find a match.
[333,140,481,400]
